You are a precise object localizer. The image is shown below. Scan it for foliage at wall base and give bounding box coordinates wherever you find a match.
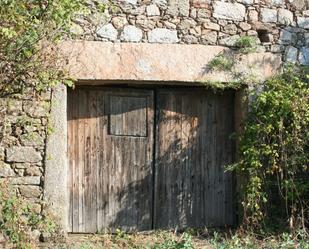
[229,65,309,231]
[0,181,56,249]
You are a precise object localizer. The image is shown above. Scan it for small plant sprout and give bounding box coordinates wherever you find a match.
[235,36,258,53]
[208,55,234,72]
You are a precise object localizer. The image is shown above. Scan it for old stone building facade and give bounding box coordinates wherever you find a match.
[0,0,308,237]
[73,0,309,64]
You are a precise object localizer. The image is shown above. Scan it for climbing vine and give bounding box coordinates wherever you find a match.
[229,65,309,230]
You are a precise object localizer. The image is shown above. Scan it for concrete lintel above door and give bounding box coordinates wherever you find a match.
[60,41,281,84]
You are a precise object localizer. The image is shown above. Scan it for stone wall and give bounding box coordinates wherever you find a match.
[0,92,51,216]
[71,0,309,64]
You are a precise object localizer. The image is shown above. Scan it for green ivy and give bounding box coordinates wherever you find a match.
[229,65,309,230]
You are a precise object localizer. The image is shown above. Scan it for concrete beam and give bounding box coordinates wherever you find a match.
[61,41,281,84]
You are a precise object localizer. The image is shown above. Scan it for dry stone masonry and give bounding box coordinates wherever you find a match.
[0,93,50,213]
[70,0,309,64]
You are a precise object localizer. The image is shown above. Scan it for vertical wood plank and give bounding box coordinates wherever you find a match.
[154,89,236,229]
[68,87,154,232]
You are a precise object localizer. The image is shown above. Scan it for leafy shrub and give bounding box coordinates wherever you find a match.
[229,65,309,229]
[0,0,106,96]
[210,230,309,249]
[0,181,56,249]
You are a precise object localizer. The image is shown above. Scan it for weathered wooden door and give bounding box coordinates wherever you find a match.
[154,89,235,228]
[68,88,154,233]
[68,87,235,232]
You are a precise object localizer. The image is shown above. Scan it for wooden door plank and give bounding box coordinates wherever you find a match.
[154,89,235,229]
[69,87,155,232]
[96,90,106,232]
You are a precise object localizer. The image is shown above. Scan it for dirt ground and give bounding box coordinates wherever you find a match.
[41,231,214,249]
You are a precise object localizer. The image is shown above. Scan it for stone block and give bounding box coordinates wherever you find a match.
[239,22,252,31]
[153,0,167,8]
[248,10,259,22]
[197,9,209,19]
[146,4,160,16]
[0,147,4,161]
[238,0,254,4]
[219,35,240,47]
[20,132,45,147]
[123,0,137,4]
[96,23,118,41]
[278,9,293,25]
[202,20,220,31]
[223,24,238,35]
[164,21,177,29]
[290,0,306,10]
[279,29,296,44]
[126,6,146,16]
[303,10,309,17]
[111,16,128,29]
[25,165,42,176]
[6,146,42,163]
[166,0,190,17]
[0,162,15,177]
[0,99,7,113]
[19,185,42,198]
[7,99,23,115]
[213,1,246,21]
[304,33,309,46]
[191,0,209,8]
[136,16,156,30]
[299,47,309,65]
[148,28,179,43]
[271,44,285,53]
[13,163,30,169]
[182,35,198,44]
[200,31,218,45]
[9,176,41,185]
[297,17,309,29]
[121,25,143,42]
[178,19,197,30]
[266,0,284,5]
[70,23,84,36]
[23,101,49,118]
[261,8,278,23]
[285,46,298,63]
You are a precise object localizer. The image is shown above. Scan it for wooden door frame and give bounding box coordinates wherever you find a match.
[44,83,245,234]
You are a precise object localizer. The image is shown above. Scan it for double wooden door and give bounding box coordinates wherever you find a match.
[68,87,235,233]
